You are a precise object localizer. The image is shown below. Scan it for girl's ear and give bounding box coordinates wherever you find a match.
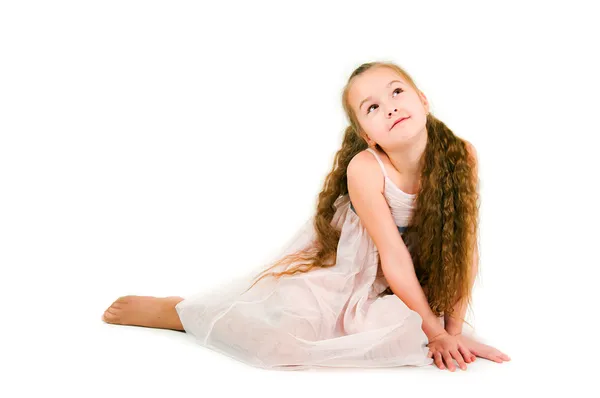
[363,136,375,147]
[358,130,373,147]
[418,90,430,114]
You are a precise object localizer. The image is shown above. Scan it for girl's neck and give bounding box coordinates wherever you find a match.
[380,130,427,179]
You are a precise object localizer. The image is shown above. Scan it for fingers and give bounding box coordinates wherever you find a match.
[458,345,476,363]
[451,349,467,371]
[491,351,511,363]
[479,348,511,363]
[433,352,446,370]
[432,350,474,371]
[474,342,511,363]
[442,351,456,372]
[485,343,511,361]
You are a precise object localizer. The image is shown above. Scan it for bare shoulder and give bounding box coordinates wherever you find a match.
[461,139,479,188]
[347,149,384,192]
[462,139,478,168]
[346,149,411,264]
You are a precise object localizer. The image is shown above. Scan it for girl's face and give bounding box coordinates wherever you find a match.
[348,67,430,148]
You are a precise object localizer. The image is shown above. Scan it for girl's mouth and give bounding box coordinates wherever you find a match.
[391,117,409,129]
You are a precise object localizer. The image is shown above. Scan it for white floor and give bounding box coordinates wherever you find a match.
[2,287,589,398]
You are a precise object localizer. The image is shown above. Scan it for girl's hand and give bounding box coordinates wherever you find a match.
[426,332,471,371]
[450,333,511,363]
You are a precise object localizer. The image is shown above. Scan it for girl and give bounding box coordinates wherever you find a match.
[102,61,510,372]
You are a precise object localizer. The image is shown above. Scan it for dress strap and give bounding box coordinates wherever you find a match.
[366,147,389,179]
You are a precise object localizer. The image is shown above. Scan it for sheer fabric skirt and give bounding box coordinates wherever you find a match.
[175,195,457,370]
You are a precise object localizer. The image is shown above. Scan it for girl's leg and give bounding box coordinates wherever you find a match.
[101,295,185,332]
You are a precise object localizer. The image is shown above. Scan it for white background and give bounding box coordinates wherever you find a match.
[1,0,598,396]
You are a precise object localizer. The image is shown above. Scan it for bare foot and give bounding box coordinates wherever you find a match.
[102,295,185,331]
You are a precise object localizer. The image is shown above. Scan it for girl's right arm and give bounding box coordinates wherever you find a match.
[347,152,448,342]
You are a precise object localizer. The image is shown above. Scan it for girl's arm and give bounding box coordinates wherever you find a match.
[445,139,480,335]
[347,153,448,341]
[445,242,479,335]
[380,245,449,341]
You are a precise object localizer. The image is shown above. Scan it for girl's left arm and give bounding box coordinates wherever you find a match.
[445,140,479,336]
[444,243,478,335]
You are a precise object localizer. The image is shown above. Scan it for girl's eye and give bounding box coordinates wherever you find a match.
[366,88,403,114]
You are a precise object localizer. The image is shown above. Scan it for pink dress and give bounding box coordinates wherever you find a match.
[175,148,437,370]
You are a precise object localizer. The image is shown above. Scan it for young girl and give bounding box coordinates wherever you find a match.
[102,61,510,372]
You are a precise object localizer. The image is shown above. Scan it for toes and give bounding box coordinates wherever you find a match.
[103,304,119,313]
[117,296,132,303]
[102,296,138,324]
[104,301,123,310]
[103,308,120,323]
[103,314,118,323]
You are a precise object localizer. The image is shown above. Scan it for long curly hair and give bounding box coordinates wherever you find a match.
[241,61,480,325]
